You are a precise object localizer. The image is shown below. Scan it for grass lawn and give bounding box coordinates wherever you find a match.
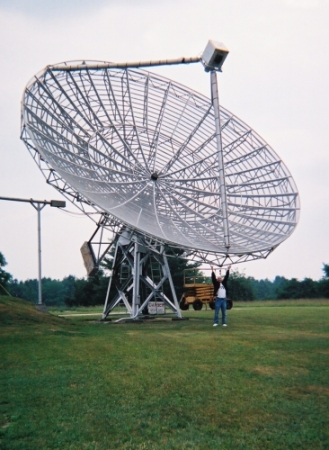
[1,296,329,449]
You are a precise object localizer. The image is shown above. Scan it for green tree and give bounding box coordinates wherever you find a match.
[65,270,109,307]
[299,278,319,298]
[322,264,329,278]
[61,275,78,305]
[276,277,320,299]
[9,279,38,302]
[65,278,91,307]
[229,271,256,301]
[276,278,301,299]
[319,263,329,298]
[41,277,77,306]
[9,275,78,306]
[273,276,288,299]
[251,278,276,300]
[163,253,200,302]
[0,252,12,294]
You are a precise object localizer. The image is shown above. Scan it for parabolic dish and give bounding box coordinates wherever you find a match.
[21,61,300,257]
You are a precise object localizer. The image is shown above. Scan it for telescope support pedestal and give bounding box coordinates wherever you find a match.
[102,232,182,320]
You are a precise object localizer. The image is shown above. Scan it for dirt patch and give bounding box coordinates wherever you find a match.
[252,365,308,377]
[286,385,329,397]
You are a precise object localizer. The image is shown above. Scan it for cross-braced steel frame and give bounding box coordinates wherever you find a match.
[101,230,182,320]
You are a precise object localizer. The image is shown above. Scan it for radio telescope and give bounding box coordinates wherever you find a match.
[20,41,299,320]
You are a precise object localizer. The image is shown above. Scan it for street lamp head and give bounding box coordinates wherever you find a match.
[50,200,66,208]
[201,40,229,72]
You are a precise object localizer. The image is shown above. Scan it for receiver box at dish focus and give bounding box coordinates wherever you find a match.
[202,40,229,72]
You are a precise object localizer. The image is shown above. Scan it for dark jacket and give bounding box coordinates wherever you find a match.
[212,269,230,297]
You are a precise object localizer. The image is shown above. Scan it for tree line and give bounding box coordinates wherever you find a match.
[229,267,329,301]
[1,251,328,307]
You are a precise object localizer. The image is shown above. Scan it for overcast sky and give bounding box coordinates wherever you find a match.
[0,0,328,282]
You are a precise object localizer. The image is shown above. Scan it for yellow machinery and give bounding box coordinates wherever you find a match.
[180,268,233,311]
[180,269,215,311]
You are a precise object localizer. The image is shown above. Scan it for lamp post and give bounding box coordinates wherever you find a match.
[0,196,66,307]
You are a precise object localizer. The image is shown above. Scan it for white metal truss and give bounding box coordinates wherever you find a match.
[102,231,182,320]
[20,60,300,267]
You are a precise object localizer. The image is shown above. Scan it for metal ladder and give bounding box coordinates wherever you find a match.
[149,258,165,313]
[119,263,130,285]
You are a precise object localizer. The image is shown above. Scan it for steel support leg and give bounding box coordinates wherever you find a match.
[211,70,230,250]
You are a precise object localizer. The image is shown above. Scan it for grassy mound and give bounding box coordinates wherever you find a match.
[0,295,65,326]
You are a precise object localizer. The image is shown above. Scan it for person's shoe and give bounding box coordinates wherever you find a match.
[222,324,227,327]
[213,323,218,327]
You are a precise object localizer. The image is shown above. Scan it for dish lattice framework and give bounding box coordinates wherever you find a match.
[21,61,300,266]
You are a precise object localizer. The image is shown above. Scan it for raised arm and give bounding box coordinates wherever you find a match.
[211,266,216,284]
[223,265,231,282]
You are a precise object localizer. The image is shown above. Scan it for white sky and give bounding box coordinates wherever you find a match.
[0,0,328,282]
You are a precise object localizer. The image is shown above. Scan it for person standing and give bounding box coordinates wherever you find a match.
[211,265,231,327]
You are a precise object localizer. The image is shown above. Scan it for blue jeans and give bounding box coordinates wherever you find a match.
[214,297,227,325]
